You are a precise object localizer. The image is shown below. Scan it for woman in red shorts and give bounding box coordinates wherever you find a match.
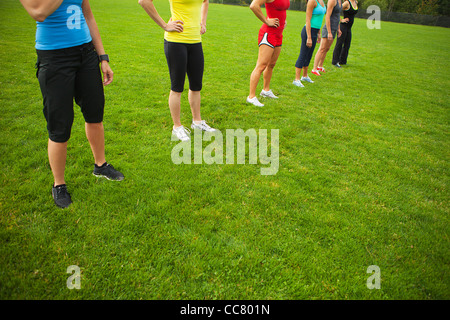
[247,0,290,107]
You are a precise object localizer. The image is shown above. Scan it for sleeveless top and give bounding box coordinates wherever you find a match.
[343,0,358,28]
[310,0,326,29]
[35,0,92,50]
[164,0,203,44]
[260,0,291,35]
[329,0,343,31]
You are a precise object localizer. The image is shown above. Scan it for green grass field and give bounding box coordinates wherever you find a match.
[0,0,449,300]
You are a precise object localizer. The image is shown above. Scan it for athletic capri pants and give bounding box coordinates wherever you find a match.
[164,40,204,93]
[295,26,320,68]
[36,42,105,143]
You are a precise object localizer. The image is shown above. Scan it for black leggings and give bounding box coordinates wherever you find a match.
[332,24,352,65]
[164,40,204,93]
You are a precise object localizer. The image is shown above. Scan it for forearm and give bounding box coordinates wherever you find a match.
[326,0,334,34]
[326,15,331,34]
[19,0,64,22]
[250,0,269,25]
[305,21,311,39]
[201,0,209,26]
[139,0,168,30]
[83,1,106,55]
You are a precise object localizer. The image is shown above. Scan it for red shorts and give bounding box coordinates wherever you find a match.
[258,29,283,48]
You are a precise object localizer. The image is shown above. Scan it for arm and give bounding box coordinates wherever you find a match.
[249,0,279,28]
[19,0,64,22]
[341,0,350,23]
[305,0,316,47]
[82,0,113,85]
[325,0,336,40]
[200,0,208,35]
[138,0,184,32]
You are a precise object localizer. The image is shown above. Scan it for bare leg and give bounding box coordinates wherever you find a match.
[263,46,282,92]
[295,67,302,81]
[169,90,182,128]
[312,39,325,72]
[48,139,67,186]
[317,38,334,68]
[188,90,201,122]
[249,45,274,99]
[85,122,106,166]
[302,66,309,77]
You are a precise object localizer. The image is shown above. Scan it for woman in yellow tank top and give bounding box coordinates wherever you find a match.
[139,0,216,142]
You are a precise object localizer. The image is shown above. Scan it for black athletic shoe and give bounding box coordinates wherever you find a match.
[93,162,124,181]
[52,184,72,208]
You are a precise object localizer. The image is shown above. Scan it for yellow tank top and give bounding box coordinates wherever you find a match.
[164,0,203,43]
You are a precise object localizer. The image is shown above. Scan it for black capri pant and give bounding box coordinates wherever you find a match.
[295,26,320,69]
[36,42,105,143]
[164,40,204,93]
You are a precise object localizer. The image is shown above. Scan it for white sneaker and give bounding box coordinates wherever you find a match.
[301,76,314,83]
[191,120,216,132]
[172,125,191,141]
[292,80,304,87]
[246,96,264,107]
[260,89,278,99]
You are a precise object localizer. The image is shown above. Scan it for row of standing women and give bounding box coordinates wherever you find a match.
[20,0,357,208]
[248,0,358,107]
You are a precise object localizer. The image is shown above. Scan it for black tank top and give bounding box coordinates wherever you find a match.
[343,0,358,28]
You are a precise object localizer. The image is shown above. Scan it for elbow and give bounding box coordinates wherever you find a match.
[34,13,47,22]
[30,8,48,22]
[138,0,149,6]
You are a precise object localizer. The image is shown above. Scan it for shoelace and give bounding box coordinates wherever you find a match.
[175,126,190,138]
[54,186,68,198]
[199,121,212,130]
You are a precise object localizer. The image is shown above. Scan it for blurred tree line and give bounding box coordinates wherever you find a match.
[350,0,449,16]
[223,0,449,16]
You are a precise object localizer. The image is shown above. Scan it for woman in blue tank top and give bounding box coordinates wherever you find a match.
[19,0,124,208]
[311,0,343,76]
[293,0,326,87]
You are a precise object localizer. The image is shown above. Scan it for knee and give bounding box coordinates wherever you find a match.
[267,61,277,69]
[86,122,103,130]
[258,61,270,71]
[254,63,269,74]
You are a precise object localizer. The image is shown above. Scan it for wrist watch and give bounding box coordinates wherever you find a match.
[99,54,109,63]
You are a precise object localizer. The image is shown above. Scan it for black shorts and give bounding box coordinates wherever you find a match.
[164,40,204,93]
[36,42,105,143]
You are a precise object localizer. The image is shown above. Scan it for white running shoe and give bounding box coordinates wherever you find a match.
[260,89,278,99]
[191,120,216,132]
[246,96,264,107]
[301,76,314,83]
[292,80,304,87]
[172,125,191,141]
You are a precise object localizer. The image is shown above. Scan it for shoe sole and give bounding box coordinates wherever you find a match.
[260,93,278,99]
[92,173,124,181]
[191,126,216,132]
[52,199,72,208]
[247,101,264,107]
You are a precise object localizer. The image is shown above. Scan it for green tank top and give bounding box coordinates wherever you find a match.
[310,0,326,29]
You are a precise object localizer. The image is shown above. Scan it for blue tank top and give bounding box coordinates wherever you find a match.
[310,0,326,29]
[35,0,92,50]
